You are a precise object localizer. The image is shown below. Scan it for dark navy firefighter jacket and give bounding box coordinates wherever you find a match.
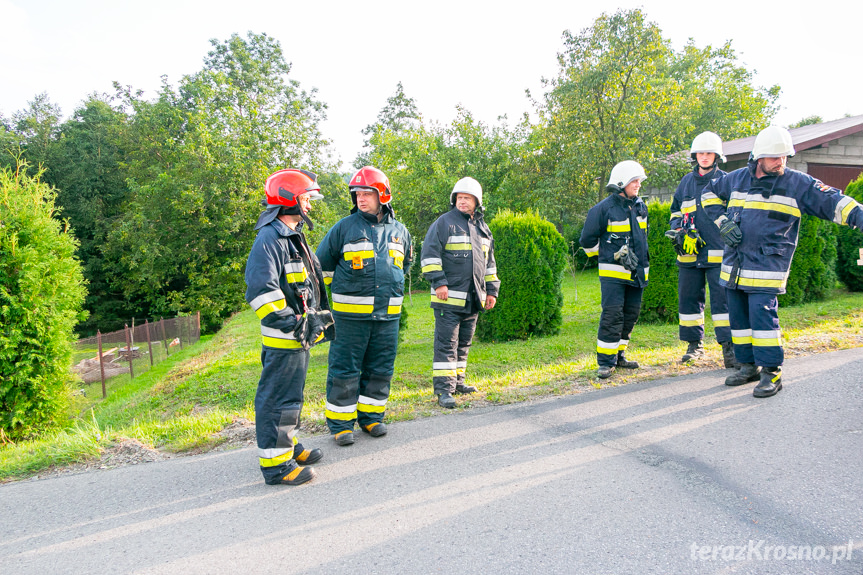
[669,166,727,268]
[703,161,863,294]
[316,208,413,321]
[420,207,501,312]
[580,192,650,287]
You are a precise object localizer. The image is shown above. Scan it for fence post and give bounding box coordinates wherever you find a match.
[196,311,201,343]
[145,319,154,367]
[161,317,169,356]
[97,330,107,399]
[179,315,185,350]
[125,324,135,379]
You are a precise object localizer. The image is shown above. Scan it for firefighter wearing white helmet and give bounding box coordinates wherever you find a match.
[667,132,736,368]
[580,160,650,379]
[704,125,863,398]
[421,176,500,408]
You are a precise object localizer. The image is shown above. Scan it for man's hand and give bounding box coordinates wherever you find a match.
[718,218,742,247]
[435,285,449,301]
[485,295,497,310]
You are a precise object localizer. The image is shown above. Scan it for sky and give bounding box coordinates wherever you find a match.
[2,0,861,171]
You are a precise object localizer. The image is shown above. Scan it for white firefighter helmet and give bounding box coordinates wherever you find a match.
[606,160,647,192]
[690,131,726,163]
[450,176,483,207]
[752,126,795,160]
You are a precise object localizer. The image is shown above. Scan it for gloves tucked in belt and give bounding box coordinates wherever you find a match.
[717,216,742,248]
[683,229,706,255]
[664,229,687,256]
[614,244,639,272]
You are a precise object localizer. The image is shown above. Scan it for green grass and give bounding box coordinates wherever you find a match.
[3,270,862,480]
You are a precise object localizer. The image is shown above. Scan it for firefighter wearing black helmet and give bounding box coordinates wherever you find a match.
[580,160,650,379]
[244,168,335,486]
[316,166,413,446]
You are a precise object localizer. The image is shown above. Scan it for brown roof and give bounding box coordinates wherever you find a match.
[723,114,863,162]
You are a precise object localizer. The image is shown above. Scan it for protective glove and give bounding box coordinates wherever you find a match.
[664,229,687,256]
[292,314,311,350]
[304,311,325,348]
[614,244,640,272]
[717,217,742,248]
[683,230,705,255]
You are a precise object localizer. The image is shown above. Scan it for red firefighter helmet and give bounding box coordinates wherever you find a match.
[264,169,323,209]
[349,166,392,204]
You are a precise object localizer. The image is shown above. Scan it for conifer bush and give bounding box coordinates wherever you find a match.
[0,168,86,440]
[476,210,566,341]
[640,201,678,323]
[836,176,863,292]
[779,215,837,306]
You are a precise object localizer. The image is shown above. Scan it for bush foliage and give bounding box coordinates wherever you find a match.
[476,210,567,341]
[836,176,863,292]
[779,215,837,306]
[641,201,678,323]
[0,168,86,440]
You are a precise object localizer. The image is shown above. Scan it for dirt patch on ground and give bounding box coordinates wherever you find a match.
[27,438,173,482]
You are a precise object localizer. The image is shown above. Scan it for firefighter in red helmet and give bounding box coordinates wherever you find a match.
[244,168,334,485]
[316,166,413,446]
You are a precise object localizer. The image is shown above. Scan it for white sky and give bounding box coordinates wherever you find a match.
[2,0,860,171]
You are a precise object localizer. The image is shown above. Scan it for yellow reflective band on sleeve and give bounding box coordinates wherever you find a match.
[484,274,499,282]
[422,264,443,272]
[701,197,724,207]
[254,299,286,320]
[262,336,304,349]
[445,243,472,251]
[669,211,682,221]
[431,296,466,307]
[838,197,860,225]
[584,243,599,257]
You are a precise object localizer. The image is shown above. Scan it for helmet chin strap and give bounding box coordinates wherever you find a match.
[300,210,314,231]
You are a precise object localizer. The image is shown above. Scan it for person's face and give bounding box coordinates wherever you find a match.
[298,193,312,214]
[355,188,381,214]
[759,156,787,176]
[696,152,716,170]
[455,193,477,215]
[623,178,641,198]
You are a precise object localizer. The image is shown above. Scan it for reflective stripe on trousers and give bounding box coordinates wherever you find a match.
[597,281,643,368]
[678,266,731,343]
[432,308,479,395]
[726,288,783,367]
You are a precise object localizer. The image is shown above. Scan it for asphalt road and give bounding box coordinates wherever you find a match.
[2,348,863,574]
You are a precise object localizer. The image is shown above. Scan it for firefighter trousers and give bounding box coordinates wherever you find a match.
[325,318,399,434]
[678,266,731,344]
[726,288,783,367]
[255,347,309,484]
[432,308,479,395]
[596,281,643,368]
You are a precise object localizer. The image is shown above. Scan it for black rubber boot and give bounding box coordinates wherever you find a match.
[753,366,782,398]
[616,351,639,369]
[437,393,456,409]
[265,460,316,486]
[597,366,615,379]
[724,363,761,386]
[334,430,355,446]
[455,383,478,394]
[681,340,704,363]
[292,443,323,465]
[720,341,739,369]
[361,422,387,437]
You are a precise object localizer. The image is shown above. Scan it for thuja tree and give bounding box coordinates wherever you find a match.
[0,167,86,440]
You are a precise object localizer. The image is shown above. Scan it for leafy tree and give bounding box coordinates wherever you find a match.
[788,115,823,128]
[534,8,778,230]
[11,93,63,171]
[836,176,863,291]
[354,82,421,169]
[46,96,133,335]
[0,166,86,440]
[105,32,335,332]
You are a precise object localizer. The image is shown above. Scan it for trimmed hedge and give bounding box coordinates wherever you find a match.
[1,168,86,440]
[778,215,837,306]
[641,201,678,323]
[476,210,567,341]
[836,176,863,292]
